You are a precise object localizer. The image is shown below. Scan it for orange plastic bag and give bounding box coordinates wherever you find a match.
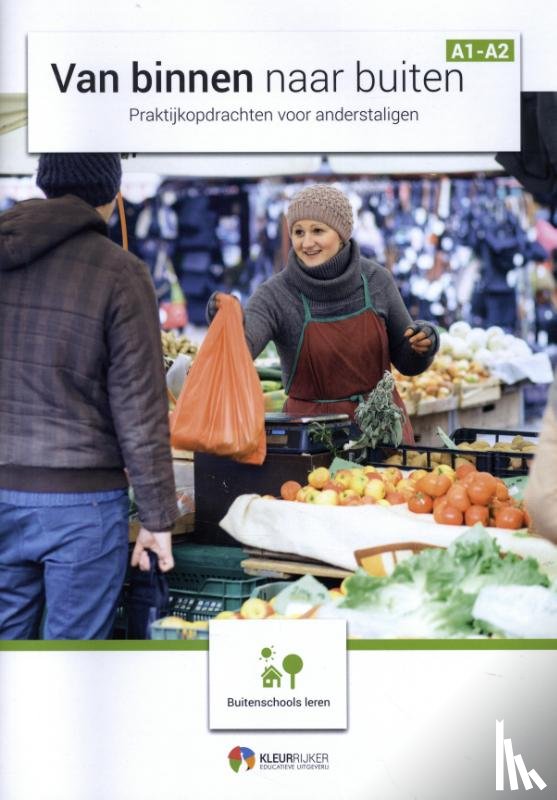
[170,294,266,464]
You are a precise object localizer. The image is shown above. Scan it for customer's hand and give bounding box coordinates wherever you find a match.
[131,528,174,572]
[404,323,435,354]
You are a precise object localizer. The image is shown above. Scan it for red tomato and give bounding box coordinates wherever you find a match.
[435,504,464,526]
[433,500,448,524]
[408,492,433,514]
[445,485,471,513]
[455,462,476,481]
[467,473,497,506]
[491,497,510,510]
[280,481,302,501]
[416,473,452,498]
[494,506,524,530]
[464,505,489,526]
[461,471,479,489]
[494,481,510,501]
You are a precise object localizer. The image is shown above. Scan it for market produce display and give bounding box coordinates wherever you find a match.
[392,320,550,415]
[208,529,557,637]
[439,322,533,369]
[161,330,198,359]
[221,489,557,577]
[393,321,505,411]
[321,527,556,638]
[455,434,537,466]
[260,381,287,412]
[256,365,288,411]
[214,576,335,621]
[393,355,492,405]
[274,463,528,530]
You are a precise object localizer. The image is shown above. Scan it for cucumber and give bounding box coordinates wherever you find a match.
[260,380,283,392]
[256,367,283,381]
[264,390,287,412]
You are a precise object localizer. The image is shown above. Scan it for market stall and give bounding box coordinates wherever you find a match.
[2,139,557,641]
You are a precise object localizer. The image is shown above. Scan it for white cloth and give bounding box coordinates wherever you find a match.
[489,352,553,385]
[220,495,557,578]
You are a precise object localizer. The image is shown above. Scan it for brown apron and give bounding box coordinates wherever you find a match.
[284,273,414,444]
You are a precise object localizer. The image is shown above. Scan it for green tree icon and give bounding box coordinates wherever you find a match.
[282,653,303,689]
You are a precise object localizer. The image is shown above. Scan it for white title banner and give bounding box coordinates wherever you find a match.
[27,31,521,153]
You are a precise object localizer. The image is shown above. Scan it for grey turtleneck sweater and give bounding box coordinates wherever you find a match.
[244,240,438,387]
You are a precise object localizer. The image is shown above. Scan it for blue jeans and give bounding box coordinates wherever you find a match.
[0,489,129,640]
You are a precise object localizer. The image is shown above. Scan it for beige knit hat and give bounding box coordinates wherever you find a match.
[286,184,354,243]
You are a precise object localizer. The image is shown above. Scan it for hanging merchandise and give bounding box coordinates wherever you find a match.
[496,92,557,199]
[170,293,266,464]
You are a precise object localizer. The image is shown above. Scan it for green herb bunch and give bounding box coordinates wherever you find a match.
[353,371,404,450]
[308,421,343,458]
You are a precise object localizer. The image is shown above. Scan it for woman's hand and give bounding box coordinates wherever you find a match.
[206,291,223,324]
[404,323,435,354]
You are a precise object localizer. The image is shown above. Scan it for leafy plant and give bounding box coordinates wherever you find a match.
[352,371,404,450]
[339,526,549,637]
[308,421,344,458]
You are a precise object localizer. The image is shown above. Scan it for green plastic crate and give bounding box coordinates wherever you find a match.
[116,545,258,634]
[168,576,262,621]
[168,544,250,592]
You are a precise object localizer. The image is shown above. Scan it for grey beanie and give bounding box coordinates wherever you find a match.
[37,153,122,207]
[286,184,354,242]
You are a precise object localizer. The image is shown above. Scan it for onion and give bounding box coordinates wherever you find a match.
[486,326,504,340]
[449,321,471,339]
[439,332,455,354]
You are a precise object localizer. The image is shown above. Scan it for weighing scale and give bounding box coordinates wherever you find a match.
[264,412,351,454]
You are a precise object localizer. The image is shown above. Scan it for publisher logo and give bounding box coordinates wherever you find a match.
[495,720,547,791]
[260,645,304,690]
[228,746,256,773]
[227,746,330,773]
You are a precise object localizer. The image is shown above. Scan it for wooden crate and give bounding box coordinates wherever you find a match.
[458,377,501,409]
[455,384,524,430]
[409,409,458,446]
[416,394,458,416]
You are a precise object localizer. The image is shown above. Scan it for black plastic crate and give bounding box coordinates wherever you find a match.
[348,440,493,473]
[349,427,538,479]
[451,427,538,478]
[193,450,331,545]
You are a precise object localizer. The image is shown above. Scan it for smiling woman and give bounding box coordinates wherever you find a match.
[207,183,439,436]
[290,220,344,267]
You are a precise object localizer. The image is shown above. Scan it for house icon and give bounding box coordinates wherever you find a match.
[261,665,282,689]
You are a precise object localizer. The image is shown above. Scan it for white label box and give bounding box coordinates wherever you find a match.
[27,31,520,152]
[209,619,347,730]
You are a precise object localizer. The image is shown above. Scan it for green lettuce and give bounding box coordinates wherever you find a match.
[340,526,549,637]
